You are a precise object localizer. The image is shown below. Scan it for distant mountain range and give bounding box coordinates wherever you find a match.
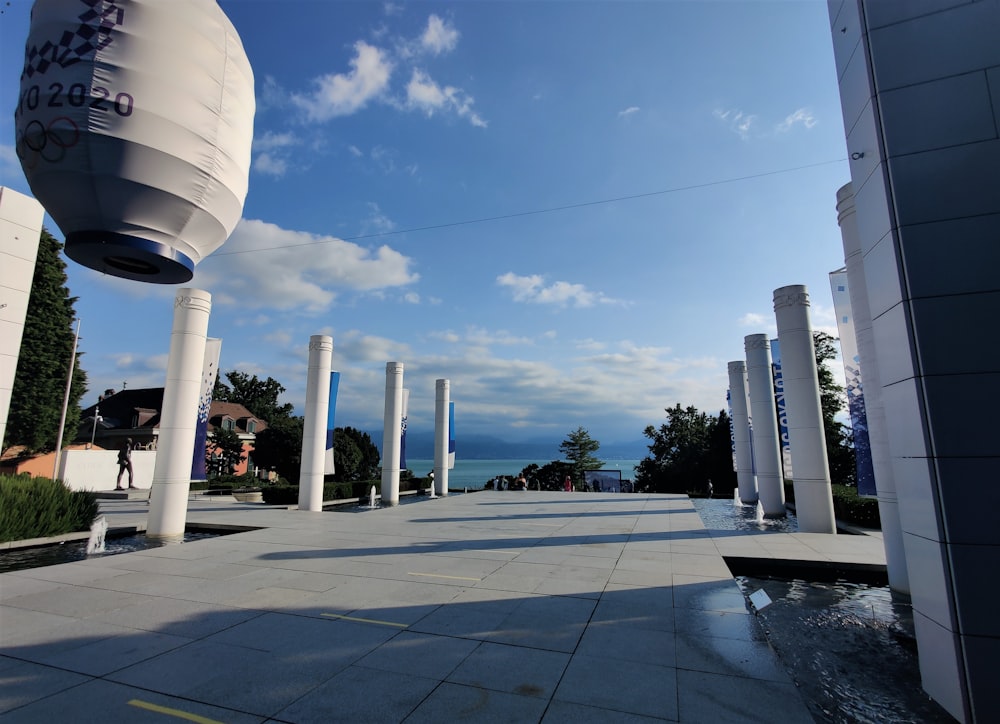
[373,431,648,461]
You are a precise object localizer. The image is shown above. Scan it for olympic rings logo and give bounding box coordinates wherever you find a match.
[15,117,80,167]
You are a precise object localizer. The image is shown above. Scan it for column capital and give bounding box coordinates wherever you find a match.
[773,285,810,310]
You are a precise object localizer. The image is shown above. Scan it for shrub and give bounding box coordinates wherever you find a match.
[832,484,881,528]
[0,474,99,542]
[260,479,389,505]
[783,480,880,529]
[261,485,298,505]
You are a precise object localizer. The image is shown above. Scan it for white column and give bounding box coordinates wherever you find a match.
[380,362,404,506]
[434,379,450,496]
[837,183,908,592]
[726,361,758,505]
[148,288,211,539]
[299,335,333,511]
[773,285,836,534]
[745,335,786,517]
[0,188,44,448]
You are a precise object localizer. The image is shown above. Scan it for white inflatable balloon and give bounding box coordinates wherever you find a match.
[15,0,255,283]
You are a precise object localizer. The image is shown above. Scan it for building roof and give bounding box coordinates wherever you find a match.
[78,388,266,436]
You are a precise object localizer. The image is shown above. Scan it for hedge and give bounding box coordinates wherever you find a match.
[783,480,881,529]
[0,474,99,542]
[261,477,432,505]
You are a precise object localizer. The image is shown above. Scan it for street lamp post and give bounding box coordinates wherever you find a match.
[89,405,101,449]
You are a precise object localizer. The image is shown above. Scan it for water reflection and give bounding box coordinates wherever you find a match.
[692,497,799,533]
[737,577,953,723]
[0,531,222,574]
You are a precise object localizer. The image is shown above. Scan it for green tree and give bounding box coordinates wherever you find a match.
[559,427,603,482]
[206,427,246,477]
[3,230,87,453]
[814,331,856,486]
[332,426,380,482]
[706,408,737,495]
[212,371,294,424]
[520,460,575,491]
[251,415,303,481]
[636,404,729,494]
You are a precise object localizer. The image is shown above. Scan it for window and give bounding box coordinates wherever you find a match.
[246,420,256,434]
[222,418,235,431]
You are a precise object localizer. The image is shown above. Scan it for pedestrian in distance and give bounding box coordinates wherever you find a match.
[115,438,136,490]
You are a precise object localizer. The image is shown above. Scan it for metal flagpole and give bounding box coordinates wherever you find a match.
[53,319,81,480]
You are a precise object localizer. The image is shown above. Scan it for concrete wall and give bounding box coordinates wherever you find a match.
[0,187,44,448]
[59,449,156,491]
[828,1,1000,721]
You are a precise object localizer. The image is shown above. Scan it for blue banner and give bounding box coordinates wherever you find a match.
[448,400,456,469]
[830,271,876,496]
[770,339,793,480]
[726,389,736,471]
[191,338,222,481]
[324,371,340,476]
[399,388,409,470]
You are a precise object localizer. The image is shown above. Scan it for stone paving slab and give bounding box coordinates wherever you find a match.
[0,491,885,722]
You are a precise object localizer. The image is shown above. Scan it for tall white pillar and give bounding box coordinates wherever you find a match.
[773,285,836,534]
[0,188,44,449]
[836,183,908,592]
[434,379,450,497]
[726,361,758,505]
[745,335,786,517]
[299,335,333,511]
[148,288,211,539]
[380,362,404,506]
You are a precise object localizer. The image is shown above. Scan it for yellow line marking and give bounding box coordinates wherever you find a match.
[407,571,482,581]
[321,612,408,628]
[127,699,224,724]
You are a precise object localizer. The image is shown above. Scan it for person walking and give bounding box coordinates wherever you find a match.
[563,475,573,492]
[115,438,136,490]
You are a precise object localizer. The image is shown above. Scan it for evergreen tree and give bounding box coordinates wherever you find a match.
[559,426,603,482]
[636,404,723,494]
[4,230,87,453]
[332,426,380,482]
[251,415,303,482]
[814,331,856,486]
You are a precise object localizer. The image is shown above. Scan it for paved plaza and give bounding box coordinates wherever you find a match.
[0,492,886,722]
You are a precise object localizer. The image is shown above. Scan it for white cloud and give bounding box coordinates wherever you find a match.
[252,132,301,177]
[777,108,817,132]
[618,106,640,118]
[421,15,459,55]
[496,272,623,308]
[714,108,756,140]
[338,330,412,363]
[293,41,393,122]
[253,153,288,178]
[348,145,363,157]
[193,218,418,313]
[363,202,396,234]
[429,330,461,344]
[574,338,607,351]
[406,69,488,128]
[403,291,421,304]
[738,312,767,327]
[464,326,533,346]
[253,131,298,153]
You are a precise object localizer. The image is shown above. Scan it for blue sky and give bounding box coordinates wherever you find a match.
[1,1,850,446]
